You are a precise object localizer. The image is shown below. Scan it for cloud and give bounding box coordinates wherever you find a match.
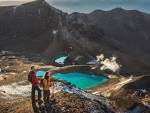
[0,0,34,6]
[45,0,150,14]
[0,0,33,1]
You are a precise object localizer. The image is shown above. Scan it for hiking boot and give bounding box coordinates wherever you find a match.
[37,99,43,103]
[45,103,51,110]
[39,105,45,111]
[48,100,52,105]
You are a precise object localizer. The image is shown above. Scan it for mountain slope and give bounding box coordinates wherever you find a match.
[0,0,150,75]
[87,8,150,61]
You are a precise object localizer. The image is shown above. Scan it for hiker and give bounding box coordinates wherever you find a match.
[29,66,42,102]
[43,71,53,105]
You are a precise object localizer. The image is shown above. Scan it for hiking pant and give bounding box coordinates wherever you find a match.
[43,90,50,104]
[31,85,41,101]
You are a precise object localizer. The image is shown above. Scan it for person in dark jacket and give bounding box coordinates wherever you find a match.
[29,66,42,102]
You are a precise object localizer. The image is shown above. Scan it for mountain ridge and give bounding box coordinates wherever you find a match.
[0,0,150,75]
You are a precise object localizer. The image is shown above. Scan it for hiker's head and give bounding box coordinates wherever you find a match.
[44,71,51,79]
[31,66,35,72]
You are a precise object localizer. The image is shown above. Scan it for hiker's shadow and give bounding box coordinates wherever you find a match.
[32,101,56,113]
[32,101,41,113]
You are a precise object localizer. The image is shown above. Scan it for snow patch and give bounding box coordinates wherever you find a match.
[139,89,147,93]
[92,91,101,95]
[87,60,97,64]
[51,82,109,105]
[0,81,31,96]
[2,50,10,54]
[74,56,82,61]
[55,56,68,64]
[13,6,18,13]
[53,29,58,34]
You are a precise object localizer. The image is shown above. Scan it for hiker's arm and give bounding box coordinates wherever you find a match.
[49,78,53,86]
[50,76,53,86]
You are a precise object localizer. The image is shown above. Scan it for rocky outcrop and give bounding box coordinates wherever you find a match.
[132,90,150,99]
[125,102,150,113]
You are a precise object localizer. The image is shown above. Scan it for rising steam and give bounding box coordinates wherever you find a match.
[96,54,121,72]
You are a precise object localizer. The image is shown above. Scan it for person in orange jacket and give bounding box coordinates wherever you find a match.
[29,66,42,102]
[43,71,53,104]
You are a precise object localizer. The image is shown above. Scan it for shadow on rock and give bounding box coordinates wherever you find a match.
[32,101,40,113]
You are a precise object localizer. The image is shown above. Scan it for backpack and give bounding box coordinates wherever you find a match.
[28,73,32,82]
[40,78,44,87]
[40,78,49,87]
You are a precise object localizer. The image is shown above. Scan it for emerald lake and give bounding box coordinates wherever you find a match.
[53,72,108,89]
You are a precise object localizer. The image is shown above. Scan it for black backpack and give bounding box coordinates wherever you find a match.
[28,73,32,82]
[40,78,44,87]
[40,78,49,87]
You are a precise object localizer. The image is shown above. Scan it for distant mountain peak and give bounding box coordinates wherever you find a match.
[37,0,44,1]
[111,7,124,11]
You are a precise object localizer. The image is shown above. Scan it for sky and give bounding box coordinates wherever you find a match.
[0,0,34,6]
[0,0,150,14]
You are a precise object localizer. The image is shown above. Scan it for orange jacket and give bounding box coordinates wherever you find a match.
[43,78,52,90]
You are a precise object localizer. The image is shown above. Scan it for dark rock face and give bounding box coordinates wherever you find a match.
[87,8,150,61]
[0,1,150,75]
[0,0,57,53]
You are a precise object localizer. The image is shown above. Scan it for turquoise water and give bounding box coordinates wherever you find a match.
[53,53,68,59]
[36,71,45,77]
[53,72,108,89]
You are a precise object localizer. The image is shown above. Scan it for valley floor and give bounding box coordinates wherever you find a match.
[0,50,150,113]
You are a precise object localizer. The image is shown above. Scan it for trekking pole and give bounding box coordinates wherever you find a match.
[52,82,55,104]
